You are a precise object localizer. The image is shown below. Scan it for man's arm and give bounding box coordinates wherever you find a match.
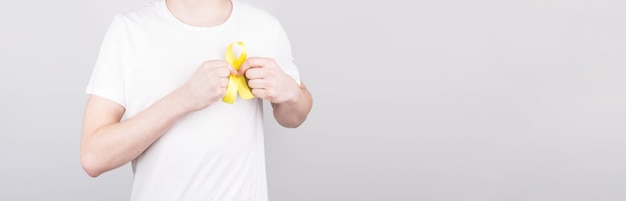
[81,92,190,177]
[239,57,312,128]
[81,60,235,177]
[271,83,312,128]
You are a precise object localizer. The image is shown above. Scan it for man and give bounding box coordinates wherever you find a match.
[80,0,312,200]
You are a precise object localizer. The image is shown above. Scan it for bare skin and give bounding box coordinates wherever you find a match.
[239,58,312,128]
[80,0,312,177]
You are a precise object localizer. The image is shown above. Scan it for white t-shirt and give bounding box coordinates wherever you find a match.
[85,0,300,200]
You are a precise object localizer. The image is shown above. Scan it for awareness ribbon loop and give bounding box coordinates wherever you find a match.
[223,41,255,104]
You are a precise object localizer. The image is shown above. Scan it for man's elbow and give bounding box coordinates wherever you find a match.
[277,116,307,128]
[80,151,104,178]
[279,121,301,128]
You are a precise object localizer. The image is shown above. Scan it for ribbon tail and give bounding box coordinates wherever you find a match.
[237,76,255,100]
[222,75,238,104]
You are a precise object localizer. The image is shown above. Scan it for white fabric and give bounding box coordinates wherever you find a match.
[85,0,300,200]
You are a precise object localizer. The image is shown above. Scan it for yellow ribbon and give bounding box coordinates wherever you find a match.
[223,41,255,104]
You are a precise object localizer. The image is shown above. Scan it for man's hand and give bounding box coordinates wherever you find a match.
[179,60,237,111]
[238,57,300,104]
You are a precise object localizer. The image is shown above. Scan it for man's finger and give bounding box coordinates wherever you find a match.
[220,77,229,87]
[215,68,231,78]
[251,88,269,99]
[245,68,266,79]
[238,57,268,76]
[247,79,266,89]
[227,65,237,75]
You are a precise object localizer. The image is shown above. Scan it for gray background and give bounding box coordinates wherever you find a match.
[1,0,625,200]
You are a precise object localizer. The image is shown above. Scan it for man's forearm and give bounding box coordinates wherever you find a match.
[81,89,192,177]
[272,83,312,128]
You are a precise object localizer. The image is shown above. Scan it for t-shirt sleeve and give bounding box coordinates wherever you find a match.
[273,23,302,85]
[85,15,127,107]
